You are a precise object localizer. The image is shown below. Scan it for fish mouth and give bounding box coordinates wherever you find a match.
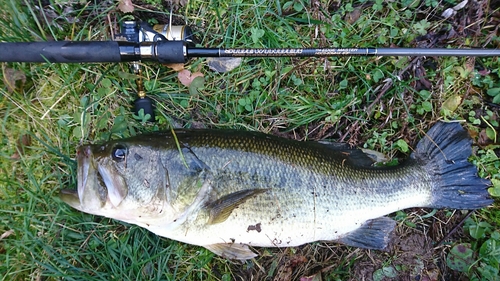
[77,146,91,204]
[59,145,98,210]
[59,188,80,209]
[60,145,127,210]
[59,146,100,210]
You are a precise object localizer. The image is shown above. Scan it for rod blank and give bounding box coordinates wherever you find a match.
[374,48,500,57]
[188,47,500,58]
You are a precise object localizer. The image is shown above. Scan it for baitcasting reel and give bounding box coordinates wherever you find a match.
[114,21,194,121]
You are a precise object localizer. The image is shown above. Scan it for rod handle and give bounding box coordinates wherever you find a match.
[0,41,122,63]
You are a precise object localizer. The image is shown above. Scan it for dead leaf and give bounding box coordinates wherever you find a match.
[3,67,26,93]
[300,272,322,281]
[442,95,462,113]
[478,69,491,76]
[11,134,31,160]
[465,57,475,74]
[164,63,185,72]
[468,127,479,139]
[118,0,134,13]
[0,230,14,240]
[441,8,456,19]
[206,57,242,73]
[178,69,204,86]
[478,129,493,146]
[344,7,362,24]
[441,0,468,19]
[274,255,308,281]
[169,0,188,6]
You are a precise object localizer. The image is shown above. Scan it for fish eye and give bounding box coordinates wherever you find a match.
[111,144,128,162]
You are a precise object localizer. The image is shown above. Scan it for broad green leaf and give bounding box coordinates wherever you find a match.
[489,179,500,197]
[101,78,112,88]
[395,139,409,153]
[188,76,205,95]
[487,88,500,97]
[446,243,474,273]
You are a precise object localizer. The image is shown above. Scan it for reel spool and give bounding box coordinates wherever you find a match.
[151,24,194,43]
[116,21,194,122]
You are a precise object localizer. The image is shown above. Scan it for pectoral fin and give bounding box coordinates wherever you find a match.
[337,217,396,250]
[207,189,267,225]
[204,243,257,260]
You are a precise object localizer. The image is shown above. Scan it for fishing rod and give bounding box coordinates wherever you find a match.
[1,21,499,120]
[1,38,499,63]
[1,19,499,63]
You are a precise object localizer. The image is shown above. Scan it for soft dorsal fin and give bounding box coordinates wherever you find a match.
[316,141,383,167]
[206,189,268,225]
[204,243,257,260]
[336,217,396,250]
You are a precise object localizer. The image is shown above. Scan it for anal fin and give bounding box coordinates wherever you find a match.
[204,243,257,260]
[337,217,396,250]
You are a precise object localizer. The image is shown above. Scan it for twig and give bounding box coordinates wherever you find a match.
[435,210,473,247]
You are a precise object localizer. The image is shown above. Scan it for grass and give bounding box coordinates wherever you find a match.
[1,0,499,280]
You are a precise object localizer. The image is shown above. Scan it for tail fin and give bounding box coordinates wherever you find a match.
[411,121,493,209]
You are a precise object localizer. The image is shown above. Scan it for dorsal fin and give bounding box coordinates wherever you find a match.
[316,141,380,167]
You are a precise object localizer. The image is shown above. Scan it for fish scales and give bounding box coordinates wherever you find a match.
[60,122,492,260]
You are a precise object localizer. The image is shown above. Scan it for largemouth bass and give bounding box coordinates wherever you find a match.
[60,121,492,260]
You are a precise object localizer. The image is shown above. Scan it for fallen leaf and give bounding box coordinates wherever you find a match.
[344,7,362,24]
[206,57,242,73]
[191,71,204,80]
[478,129,492,146]
[164,63,185,72]
[10,152,20,160]
[178,69,204,86]
[118,0,134,13]
[275,255,308,281]
[442,95,462,113]
[3,67,26,93]
[453,0,469,10]
[478,69,491,76]
[441,8,456,19]
[0,230,14,240]
[168,0,188,6]
[300,272,322,281]
[11,134,32,160]
[441,0,468,18]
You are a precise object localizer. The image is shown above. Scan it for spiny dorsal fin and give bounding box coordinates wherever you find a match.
[206,189,267,225]
[204,243,257,260]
